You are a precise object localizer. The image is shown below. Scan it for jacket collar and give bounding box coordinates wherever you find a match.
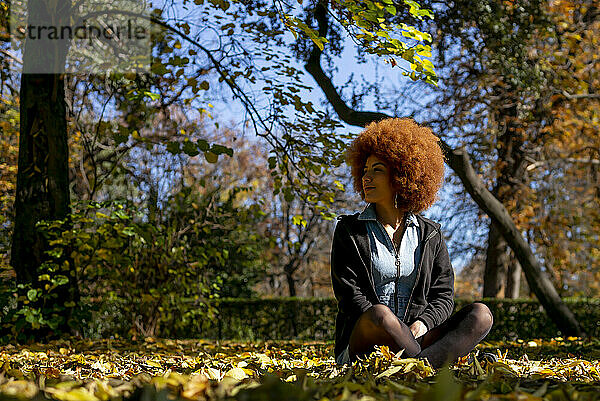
[341,207,439,246]
[357,203,420,227]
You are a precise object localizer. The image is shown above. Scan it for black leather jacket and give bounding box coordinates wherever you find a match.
[330,212,455,360]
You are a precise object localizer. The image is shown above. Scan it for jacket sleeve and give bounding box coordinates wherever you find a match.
[417,233,455,331]
[330,219,373,316]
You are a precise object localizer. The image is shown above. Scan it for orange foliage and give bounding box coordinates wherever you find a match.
[527,0,600,295]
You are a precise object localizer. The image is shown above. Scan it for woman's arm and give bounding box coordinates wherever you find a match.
[330,219,373,316]
[417,234,455,331]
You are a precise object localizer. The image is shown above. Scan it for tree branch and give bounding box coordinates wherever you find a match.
[0,49,22,65]
[305,3,389,127]
[560,90,600,100]
[526,157,600,171]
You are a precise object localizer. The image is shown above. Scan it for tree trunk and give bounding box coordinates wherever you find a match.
[304,0,583,336]
[483,222,508,297]
[443,147,582,335]
[506,258,522,299]
[10,0,78,338]
[483,98,525,298]
[286,270,296,297]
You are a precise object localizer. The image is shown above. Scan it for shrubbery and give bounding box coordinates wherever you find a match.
[0,187,273,343]
[196,297,600,341]
[54,296,600,341]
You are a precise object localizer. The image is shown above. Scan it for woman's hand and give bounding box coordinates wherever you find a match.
[409,320,428,339]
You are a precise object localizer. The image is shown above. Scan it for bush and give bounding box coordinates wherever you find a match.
[1,188,273,343]
[194,297,600,341]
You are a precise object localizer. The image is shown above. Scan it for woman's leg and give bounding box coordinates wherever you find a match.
[416,302,493,369]
[348,304,421,361]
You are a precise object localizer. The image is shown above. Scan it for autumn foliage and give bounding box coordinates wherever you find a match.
[1,338,600,401]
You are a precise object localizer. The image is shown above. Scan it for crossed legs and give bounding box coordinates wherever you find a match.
[348,303,493,369]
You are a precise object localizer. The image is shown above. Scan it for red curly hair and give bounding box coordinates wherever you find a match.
[346,118,445,213]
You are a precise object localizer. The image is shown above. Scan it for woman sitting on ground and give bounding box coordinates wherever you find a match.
[331,117,493,368]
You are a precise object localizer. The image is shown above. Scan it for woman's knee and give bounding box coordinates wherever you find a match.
[350,305,396,352]
[366,304,398,329]
[470,302,493,334]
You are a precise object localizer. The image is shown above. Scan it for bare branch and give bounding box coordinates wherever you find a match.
[527,157,600,171]
[561,90,600,100]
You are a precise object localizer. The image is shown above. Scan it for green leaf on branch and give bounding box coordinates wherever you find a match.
[211,144,233,157]
[27,289,38,302]
[53,275,69,286]
[268,156,277,169]
[197,139,210,151]
[143,91,160,101]
[167,142,181,155]
[204,151,218,163]
[183,140,200,157]
[292,215,307,227]
[283,187,294,203]
[113,127,129,145]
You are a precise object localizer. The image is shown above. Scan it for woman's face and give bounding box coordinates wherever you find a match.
[362,155,394,205]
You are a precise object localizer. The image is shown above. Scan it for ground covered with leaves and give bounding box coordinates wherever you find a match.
[1,337,599,401]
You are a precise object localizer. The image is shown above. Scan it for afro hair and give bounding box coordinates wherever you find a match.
[346,117,445,213]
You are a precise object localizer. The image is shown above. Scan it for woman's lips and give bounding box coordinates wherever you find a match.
[364,187,375,192]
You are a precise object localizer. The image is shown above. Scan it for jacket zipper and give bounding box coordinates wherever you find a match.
[375,214,408,316]
[393,215,408,316]
[402,229,439,322]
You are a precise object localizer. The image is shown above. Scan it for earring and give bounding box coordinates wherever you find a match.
[394,193,399,209]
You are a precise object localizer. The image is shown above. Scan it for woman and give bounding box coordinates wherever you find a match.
[331,117,493,368]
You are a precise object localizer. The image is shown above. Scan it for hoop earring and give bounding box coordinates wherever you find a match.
[394,193,399,209]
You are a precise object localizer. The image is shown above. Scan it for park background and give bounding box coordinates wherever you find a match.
[0,0,599,399]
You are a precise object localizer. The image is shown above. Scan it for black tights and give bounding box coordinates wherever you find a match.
[348,303,493,369]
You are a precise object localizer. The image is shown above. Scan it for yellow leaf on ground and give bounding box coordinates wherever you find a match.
[45,387,99,401]
[182,374,209,400]
[0,380,39,398]
[224,367,249,380]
